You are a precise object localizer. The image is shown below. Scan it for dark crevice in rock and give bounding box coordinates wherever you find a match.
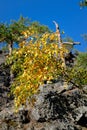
[77,112,87,127]
[19,109,30,124]
[0,52,87,130]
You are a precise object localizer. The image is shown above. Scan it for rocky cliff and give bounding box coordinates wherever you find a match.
[0,52,87,130]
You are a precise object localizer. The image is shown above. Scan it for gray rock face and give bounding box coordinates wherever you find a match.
[31,83,87,130]
[0,63,10,111]
[0,56,87,130]
[32,84,77,120]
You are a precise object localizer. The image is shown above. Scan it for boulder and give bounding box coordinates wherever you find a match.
[0,80,87,130]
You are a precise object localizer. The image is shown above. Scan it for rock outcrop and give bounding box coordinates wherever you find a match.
[0,81,87,130]
[0,52,87,130]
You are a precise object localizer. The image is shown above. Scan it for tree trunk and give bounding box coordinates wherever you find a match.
[53,21,67,88]
[8,42,13,56]
[53,21,66,67]
[8,42,14,84]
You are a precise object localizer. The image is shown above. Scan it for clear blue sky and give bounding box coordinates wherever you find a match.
[0,0,87,52]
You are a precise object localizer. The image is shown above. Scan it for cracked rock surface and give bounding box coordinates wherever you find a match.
[0,52,87,130]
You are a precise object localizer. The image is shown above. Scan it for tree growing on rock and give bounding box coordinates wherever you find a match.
[6,20,87,111]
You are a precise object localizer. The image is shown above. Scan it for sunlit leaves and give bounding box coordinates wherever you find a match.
[7,31,67,109]
[6,22,87,111]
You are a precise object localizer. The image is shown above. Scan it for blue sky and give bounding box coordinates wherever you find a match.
[0,0,87,52]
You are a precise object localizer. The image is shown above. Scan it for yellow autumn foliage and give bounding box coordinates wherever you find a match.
[7,32,68,110]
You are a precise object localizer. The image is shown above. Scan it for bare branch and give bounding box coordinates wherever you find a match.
[53,21,62,47]
[63,42,80,45]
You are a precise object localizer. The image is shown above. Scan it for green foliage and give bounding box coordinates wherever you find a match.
[80,0,87,7]
[64,52,87,87]
[0,16,27,43]
[66,66,87,88]
[0,16,30,55]
[0,17,50,55]
[5,19,87,111]
[29,21,51,34]
[76,52,87,69]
